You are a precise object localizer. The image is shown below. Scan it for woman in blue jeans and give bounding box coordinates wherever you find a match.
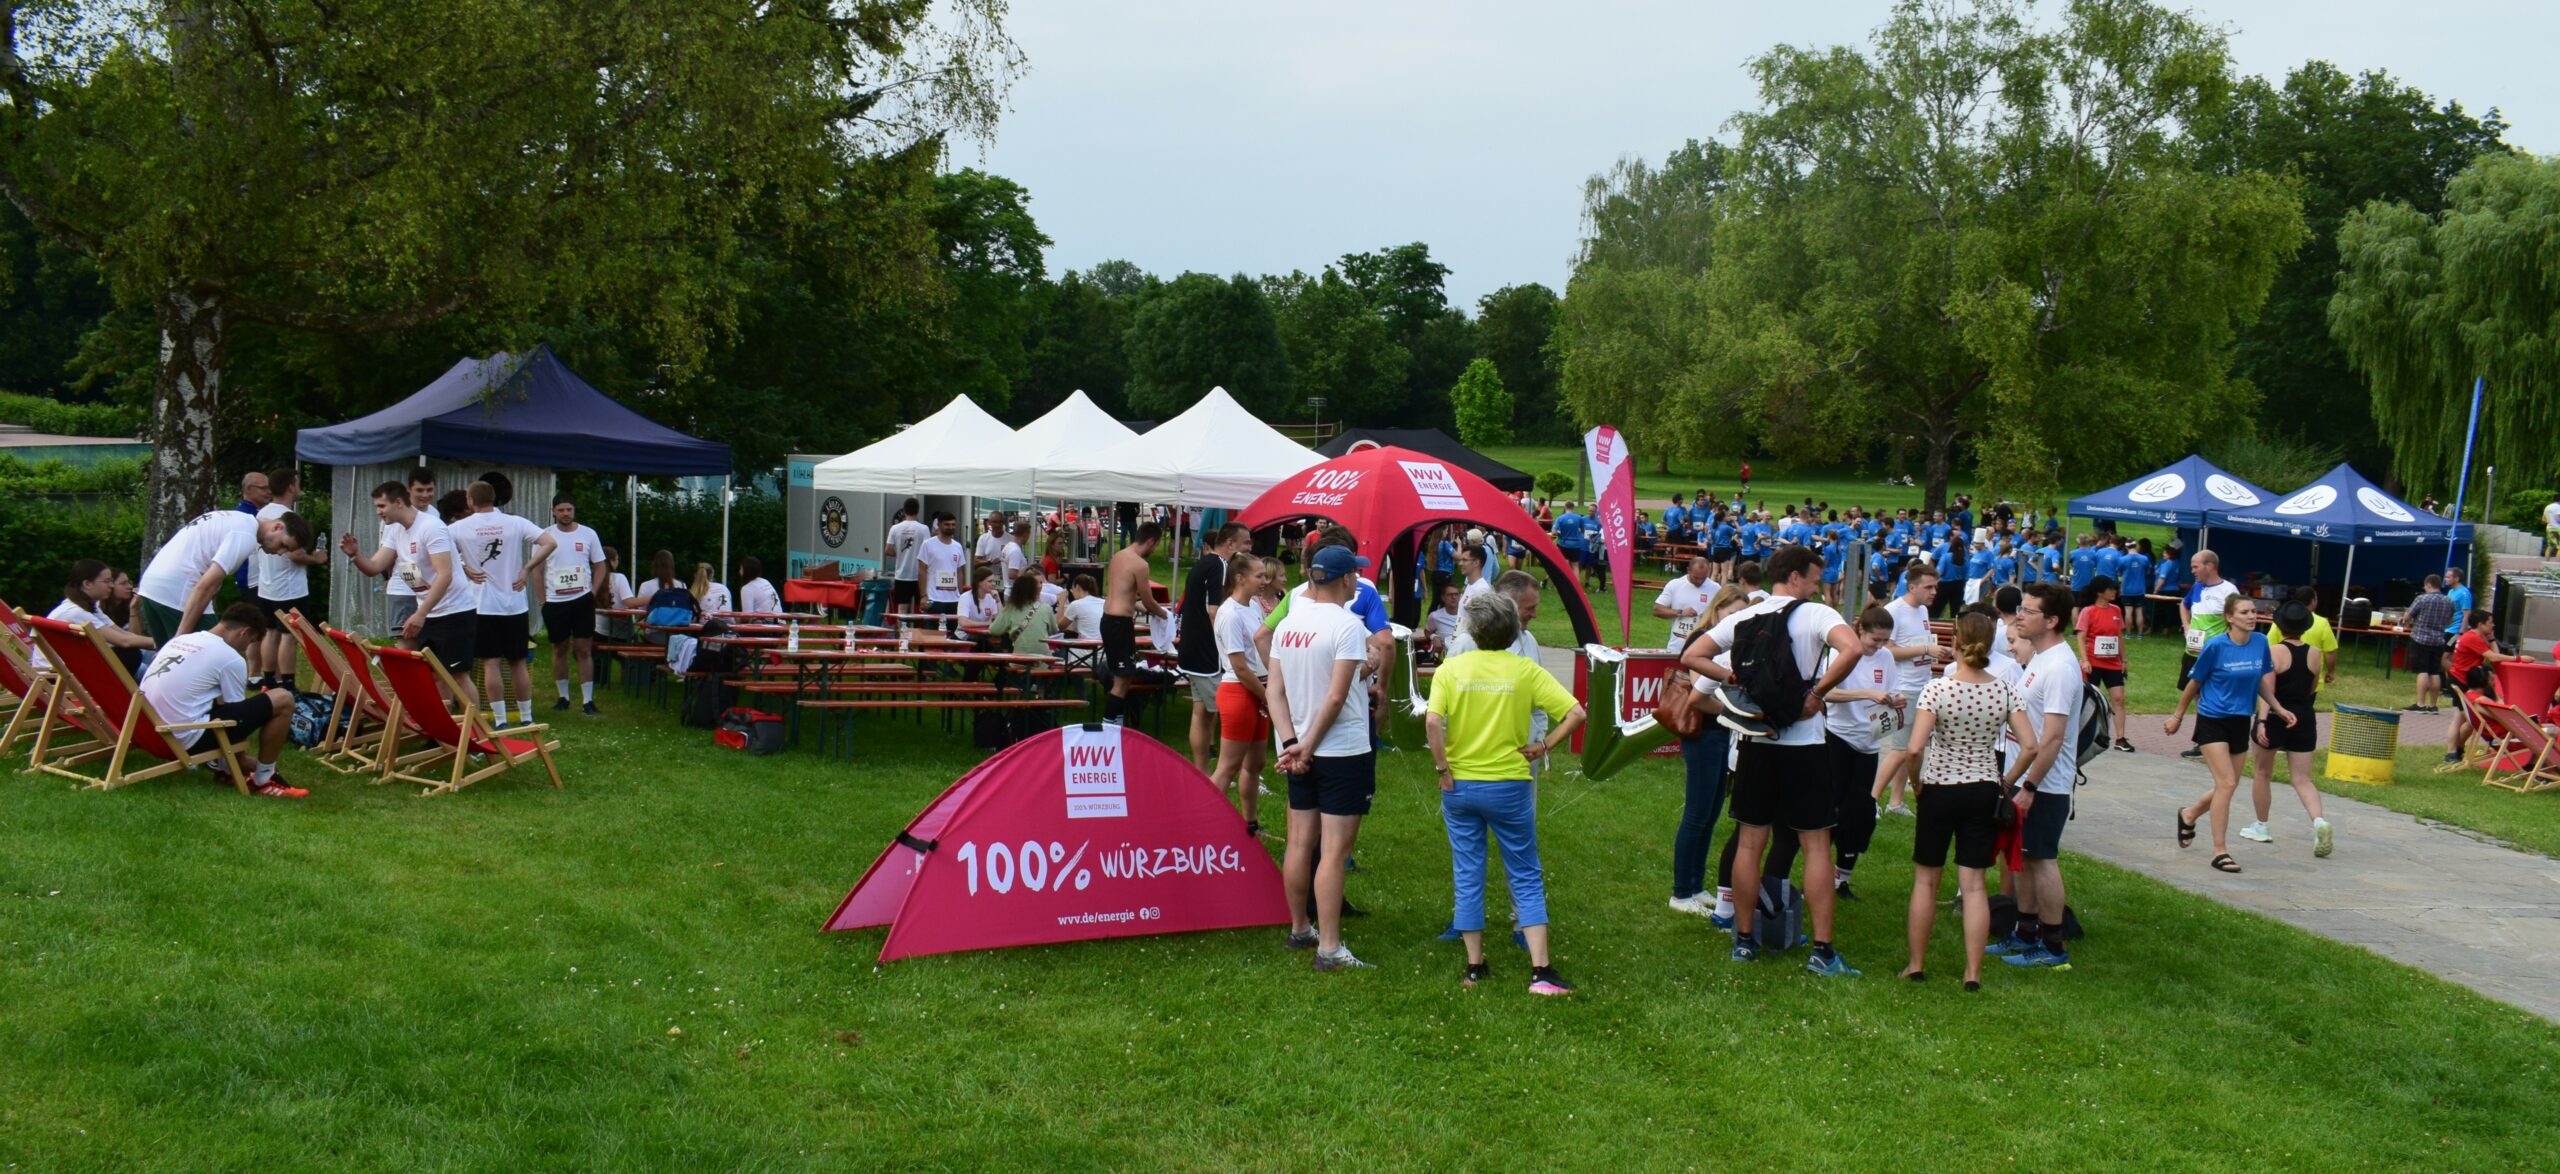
[1425,592,1588,994]
[1669,585,1754,921]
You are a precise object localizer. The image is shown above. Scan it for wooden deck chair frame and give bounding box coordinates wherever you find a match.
[2,605,79,763]
[2436,689,2513,774]
[321,625,441,776]
[280,611,384,772]
[21,614,252,793]
[2474,699,2560,794]
[370,644,562,796]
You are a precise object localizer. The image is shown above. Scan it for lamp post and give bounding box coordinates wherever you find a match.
[1307,396,1327,442]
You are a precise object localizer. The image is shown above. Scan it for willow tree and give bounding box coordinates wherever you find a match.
[1708,0,2305,511]
[0,0,1015,546]
[2330,151,2560,499]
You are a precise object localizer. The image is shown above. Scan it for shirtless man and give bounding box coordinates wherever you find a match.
[1102,521,1170,725]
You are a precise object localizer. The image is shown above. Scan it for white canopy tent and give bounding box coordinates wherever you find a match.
[810,394,1017,495]
[922,389,1138,498]
[1040,386,1321,508]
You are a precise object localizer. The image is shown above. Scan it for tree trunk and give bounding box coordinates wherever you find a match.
[143,284,227,554]
[1921,417,1957,515]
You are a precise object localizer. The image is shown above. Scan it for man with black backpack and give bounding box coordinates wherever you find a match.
[1688,545,1868,977]
[1991,582,2085,971]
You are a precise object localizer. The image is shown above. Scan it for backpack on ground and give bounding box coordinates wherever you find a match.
[714,707,785,755]
[1753,878,1804,952]
[1731,599,1810,732]
[287,692,344,749]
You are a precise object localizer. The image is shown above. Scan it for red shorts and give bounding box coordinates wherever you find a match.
[1216,681,1270,743]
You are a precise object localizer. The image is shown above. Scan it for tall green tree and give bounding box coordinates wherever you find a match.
[925,169,1051,416]
[2331,151,2560,501]
[1339,242,1470,427]
[1448,357,1512,448]
[0,0,1015,547]
[2197,62,2510,469]
[1474,283,1563,443]
[1122,273,1292,419]
[1704,0,2306,510]
[1016,271,1134,421]
[1267,267,1408,425]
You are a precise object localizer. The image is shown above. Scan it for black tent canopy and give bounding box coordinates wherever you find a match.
[1315,428,1531,493]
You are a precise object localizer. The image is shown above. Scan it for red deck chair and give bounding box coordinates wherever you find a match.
[280,611,384,771]
[2474,699,2560,794]
[323,626,439,777]
[2437,689,2515,773]
[21,614,252,793]
[370,645,562,795]
[2,603,76,762]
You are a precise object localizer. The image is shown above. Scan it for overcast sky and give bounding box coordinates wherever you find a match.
[969,0,2554,309]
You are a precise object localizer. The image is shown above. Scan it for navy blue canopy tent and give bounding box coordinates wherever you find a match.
[2067,455,2278,535]
[1317,427,1534,493]
[2207,463,2470,604]
[296,345,729,475]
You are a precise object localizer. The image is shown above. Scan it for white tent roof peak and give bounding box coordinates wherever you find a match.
[810,395,1018,495]
[1038,386,1321,507]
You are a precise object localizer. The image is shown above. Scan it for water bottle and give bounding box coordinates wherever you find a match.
[898,626,910,653]
[787,619,800,653]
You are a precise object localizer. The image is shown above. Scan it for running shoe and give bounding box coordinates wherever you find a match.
[1834,881,1860,903]
[1983,936,2034,958]
[2441,751,2463,764]
[1710,911,1735,932]
[2313,817,2334,859]
[1284,929,1318,951]
[1668,893,1718,918]
[552,696,570,712]
[1730,935,1760,963]
[2001,945,2071,969]
[1436,924,1465,942]
[252,781,309,799]
[1715,682,1763,719]
[1313,946,1373,972]
[582,701,600,717]
[2179,747,2204,760]
[2112,738,2136,753]
[1463,962,1490,988]
[1884,802,1914,818]
[1805,951,1863,978]
[1529,967,1576,996]
[2238,821,2274,843]
[1715,709,1775,739]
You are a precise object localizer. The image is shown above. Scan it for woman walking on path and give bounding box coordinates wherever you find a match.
[1900,611,2042,990]
[2165,597,2294,874]
[2236,602,2334,858]
[1425,591,1588,995]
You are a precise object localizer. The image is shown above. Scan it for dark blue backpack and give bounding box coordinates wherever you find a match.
[645,585,698,629]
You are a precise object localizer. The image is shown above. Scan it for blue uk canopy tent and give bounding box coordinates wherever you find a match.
[2207,463,2471,605]
[2066,455,2278,532]
[296,344,729,475]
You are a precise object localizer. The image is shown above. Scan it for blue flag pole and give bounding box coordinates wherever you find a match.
[2447,375,2483,573]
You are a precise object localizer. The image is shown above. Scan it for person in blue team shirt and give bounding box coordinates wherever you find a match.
[1634,511,1658,551]
[2118,539,2153,635]
[2153,542,2186,599]
[1433,528,1459,592]
[1739,515,1764,561]
[1551,505,1587,588]
[1664,497,1688,544]
[1964,538,1994,605]
[2443,568,2472,639]
[1780,512,1809,548]
[2093,535,2125,585]
[1991,541,2020,589]
[2037,538,2063,585]
[1818,534,1845,607]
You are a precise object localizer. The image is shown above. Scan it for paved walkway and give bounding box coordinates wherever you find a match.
[2070,748,2560,1022]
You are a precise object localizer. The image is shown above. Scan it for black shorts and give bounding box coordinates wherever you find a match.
[1286,750,1377,817]
[2088,666,2126,689]
[2021,788,2070,860]
[2406,639,2444,677]
[185,693,278,750]
[1914,781,1999,870]
[1729,740,1836,832]
[543,596,597,644]
[924,600,958,616]
[417,611,478,676]
[1711,546,1737,563]
[1099,613,1138,682]
[2259,710,2318,753]
[475,611,531,661]
[2192,713,2251,753]
[889,579,922,608]
[254,594,310,626]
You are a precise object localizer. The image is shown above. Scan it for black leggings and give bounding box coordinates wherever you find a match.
[1716,736,1880,884]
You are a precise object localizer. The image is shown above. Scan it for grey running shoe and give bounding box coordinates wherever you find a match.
[1313,945,1373,971]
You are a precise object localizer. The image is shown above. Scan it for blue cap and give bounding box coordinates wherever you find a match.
[1308,546,1370,583]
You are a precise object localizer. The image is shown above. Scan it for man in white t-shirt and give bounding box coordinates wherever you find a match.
[135,507,314,644]
[374,468,440,631]
[251,466,328,689]
[973,513,1007,580]
[885,498,928,610]
[916,513,969,614]
[540,495,609,716]
[1872,565,1945,815]
[1003,520,1033,589]
[137,603,304,797]
[1996,582,2085,971]
[454,480,556,728]
[1685,545,1866,975]
[1652,556,1719,650]
[342,479,480,715]
[1265,546,1378,972]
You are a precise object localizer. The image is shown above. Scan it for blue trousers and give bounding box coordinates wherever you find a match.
[1443,780,1546,932]
[1673,727,1732,898]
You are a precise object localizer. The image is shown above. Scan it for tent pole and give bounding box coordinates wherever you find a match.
[628,476,638,569]
[2342,543,2358,605]
[719,474,733,593]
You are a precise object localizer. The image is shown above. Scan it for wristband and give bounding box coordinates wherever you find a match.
[1282,737,1300,749]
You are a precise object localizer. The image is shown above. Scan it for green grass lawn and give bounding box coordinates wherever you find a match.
[6,665,2559,1168]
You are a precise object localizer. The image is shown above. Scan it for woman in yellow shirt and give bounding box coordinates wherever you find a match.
[1424,592,1588,995]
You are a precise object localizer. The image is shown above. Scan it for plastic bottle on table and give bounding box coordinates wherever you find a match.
[787,619,801,653]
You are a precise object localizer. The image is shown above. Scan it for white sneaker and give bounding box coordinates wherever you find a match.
[2313,818,2334,858]
[2238,821,2274,843]
[1668,893,1717,918]
[1885,802,1914,818]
